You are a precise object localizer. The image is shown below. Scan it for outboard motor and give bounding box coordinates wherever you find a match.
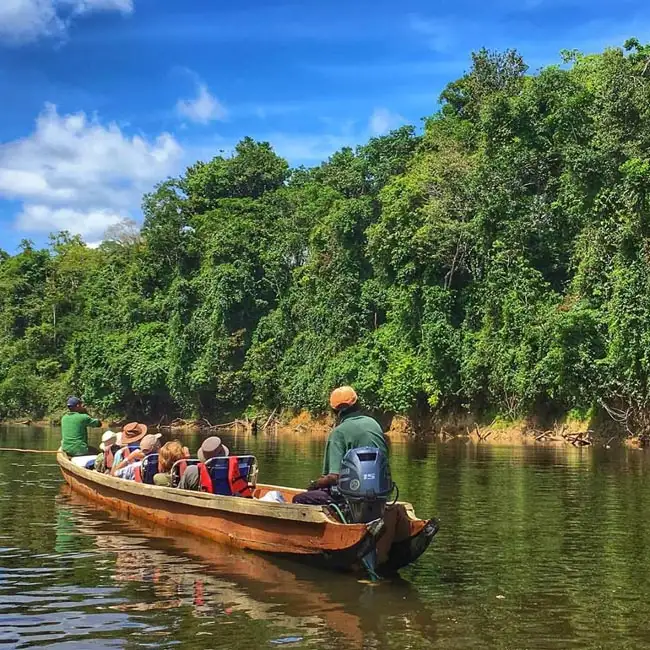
[337,447,393,524]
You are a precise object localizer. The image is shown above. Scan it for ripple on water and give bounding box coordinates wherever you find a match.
[3,430,650,649]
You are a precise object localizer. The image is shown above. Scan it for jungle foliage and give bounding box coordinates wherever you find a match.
[3,42,650,427]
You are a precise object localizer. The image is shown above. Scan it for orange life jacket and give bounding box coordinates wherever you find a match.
[228,456,253,498]
[134,464,142,483]
[197,463,213,493]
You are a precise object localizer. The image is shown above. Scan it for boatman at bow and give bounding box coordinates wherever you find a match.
[60,396,102,458]
[293,386,388,505]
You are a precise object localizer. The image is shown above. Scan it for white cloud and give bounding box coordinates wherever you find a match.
[369,107,406,136]
[176,83,227,124]
[67,0,133,13]
[0,104,183,241]
[0,0,63,42]
[253,108,409,164]
[0,0,133,44]
[265,132,355,162]
[407,13,453,52]
[16,206,125,238]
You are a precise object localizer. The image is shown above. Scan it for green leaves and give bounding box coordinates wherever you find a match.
[4,41,650,426]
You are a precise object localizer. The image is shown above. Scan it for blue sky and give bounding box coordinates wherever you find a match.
[0,0,647,252]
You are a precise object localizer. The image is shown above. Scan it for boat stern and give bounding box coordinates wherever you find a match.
[318,517,386,571]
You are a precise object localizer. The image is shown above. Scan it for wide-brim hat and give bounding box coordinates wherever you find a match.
[140,433,162,452]
[198,436,229,462]
[121,422,148,444]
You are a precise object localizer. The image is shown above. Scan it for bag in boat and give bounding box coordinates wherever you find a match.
[258,490,286,503]
[70,455,97,469]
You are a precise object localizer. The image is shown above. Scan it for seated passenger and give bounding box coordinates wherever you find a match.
[293,386,388,505]
[113,433,162,480]
[178,436,229,491]
[110,422,148,475]
[154,441,190,487]
[95,430,120,473]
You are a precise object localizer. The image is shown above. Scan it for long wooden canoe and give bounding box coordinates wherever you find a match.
[63,489,435,646]
[57,452,438,573]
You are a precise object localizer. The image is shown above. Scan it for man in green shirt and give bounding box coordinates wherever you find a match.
[293,386,388,505]
[60,397,102,457]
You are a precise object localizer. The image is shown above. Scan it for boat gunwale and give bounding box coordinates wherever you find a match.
[57,452,344,526]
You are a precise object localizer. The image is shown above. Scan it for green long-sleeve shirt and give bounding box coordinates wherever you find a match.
[61,412,100,456]
[323,413,388,475]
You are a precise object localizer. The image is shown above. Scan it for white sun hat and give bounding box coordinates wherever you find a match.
[99,430,118,452]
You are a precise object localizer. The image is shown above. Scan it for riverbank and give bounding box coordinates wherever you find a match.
[5,409,642,449]
[276,412,616,448]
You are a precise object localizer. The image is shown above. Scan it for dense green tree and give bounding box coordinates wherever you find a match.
[3,41,650,433]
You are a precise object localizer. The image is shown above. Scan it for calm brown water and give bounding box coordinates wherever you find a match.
[2,426,650,649]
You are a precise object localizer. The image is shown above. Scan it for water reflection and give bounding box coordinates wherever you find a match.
[52,488,435,649]
[4,426,650,648]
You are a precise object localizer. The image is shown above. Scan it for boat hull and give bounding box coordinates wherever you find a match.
[57,452,437,571]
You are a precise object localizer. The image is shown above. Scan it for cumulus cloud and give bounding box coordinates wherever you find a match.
[265,132,355,162]
[68,0,133,13]
[16,206,126,238]
[407,13,453,52]
[369,107,406,136]
[176,83,227,124]
[0,104,182,241]
[0,0,133,44]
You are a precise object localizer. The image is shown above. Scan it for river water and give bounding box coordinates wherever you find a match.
[1,427,650,649]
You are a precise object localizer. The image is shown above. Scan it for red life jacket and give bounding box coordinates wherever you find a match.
[197,463,213,493]
[228,456,252,498]
[134,464,142,483]
[194,580,205,606]
[170,460,189,488]
[105,446,116,471]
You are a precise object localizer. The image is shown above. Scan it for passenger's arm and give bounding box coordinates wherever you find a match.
[112,449,143,475]
[308,474,339,490]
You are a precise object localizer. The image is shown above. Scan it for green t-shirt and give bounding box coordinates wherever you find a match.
[323,413,388,475]
[61,412,101,457]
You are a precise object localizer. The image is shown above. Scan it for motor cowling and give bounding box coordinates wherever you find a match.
[337,447,393,523]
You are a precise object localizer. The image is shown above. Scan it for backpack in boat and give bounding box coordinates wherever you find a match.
[95,452,106,474]
[169,459,212,492]
[228,456,253,498]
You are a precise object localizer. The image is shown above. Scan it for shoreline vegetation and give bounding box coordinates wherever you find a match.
[3,42,650,448]
[3,409,646,449]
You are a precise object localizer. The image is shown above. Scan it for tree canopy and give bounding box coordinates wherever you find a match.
[2,42,650,428]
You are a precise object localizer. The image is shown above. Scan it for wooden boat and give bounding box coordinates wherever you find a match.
[57,451,438,574]
[63,488,436,646]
